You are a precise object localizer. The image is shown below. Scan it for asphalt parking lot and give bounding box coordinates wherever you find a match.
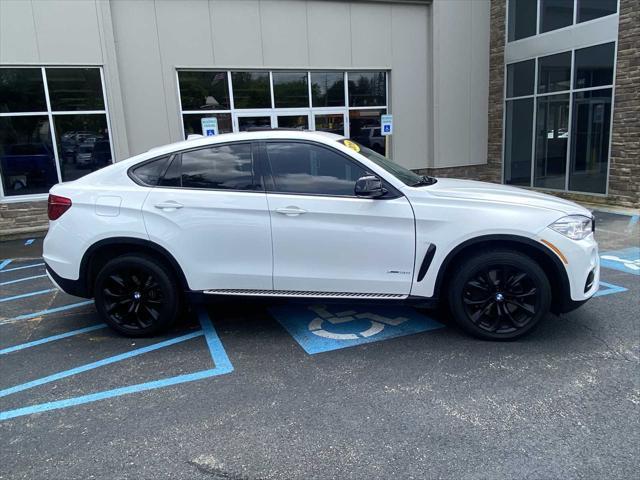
[1,210,638,480]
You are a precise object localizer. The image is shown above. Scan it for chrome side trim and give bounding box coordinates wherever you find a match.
[202,289,407,299]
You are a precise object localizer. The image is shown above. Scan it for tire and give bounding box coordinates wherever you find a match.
[446,249,551,341]
[94,254,180,337]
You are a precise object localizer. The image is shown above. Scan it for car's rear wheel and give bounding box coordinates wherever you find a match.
[447,250,551,340]
[94,255,179,337]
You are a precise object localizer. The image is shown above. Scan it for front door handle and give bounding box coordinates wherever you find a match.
[154,201,184,210]
[275,206,307,216]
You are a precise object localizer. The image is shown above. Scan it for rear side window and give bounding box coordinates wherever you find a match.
[159,143,257,190]
[130,156,171,186]
[265,142,367,196]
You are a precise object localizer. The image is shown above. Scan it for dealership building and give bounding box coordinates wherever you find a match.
[0,0,637,237]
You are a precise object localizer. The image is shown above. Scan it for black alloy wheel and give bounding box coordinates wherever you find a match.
[94,255,179,336]
[448,250,551,340]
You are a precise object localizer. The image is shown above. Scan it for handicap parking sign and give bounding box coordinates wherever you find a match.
[269,304,443,354]
[600,247,640,276]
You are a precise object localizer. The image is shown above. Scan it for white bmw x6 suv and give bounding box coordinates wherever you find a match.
[44,130,599,340]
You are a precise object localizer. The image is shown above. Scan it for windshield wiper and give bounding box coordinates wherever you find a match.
[411,175,437,187]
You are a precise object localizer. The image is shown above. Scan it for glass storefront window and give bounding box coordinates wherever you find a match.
[574,42,615,89]
[178,71,230,111]
[348,72,386,107]
[46,68,105,111]
[569,89,612,193]
[272,72,308,108]
[230,72,271,109]
[0,68,47,113]
[578,0,617,23]
[504,98,534,186]
[0,116,58,196]
[53,115,112,181]
[508,0,537,41]
[177,70,388,155]
[506,60,535,98]
[534,94,570,190]
[538,52,572,94]
[182,113,232,138]
[314,114,345,136]
[349,109,385,154]
[0,67,112,198]
[277,115,308,130]
[540,0,574,33]
[311,72,344,107]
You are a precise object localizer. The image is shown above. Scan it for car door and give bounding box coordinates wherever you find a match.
[141,142,272,291]
[262,140,416,295]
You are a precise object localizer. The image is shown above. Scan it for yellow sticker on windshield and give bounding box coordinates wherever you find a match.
[342,139,361,153]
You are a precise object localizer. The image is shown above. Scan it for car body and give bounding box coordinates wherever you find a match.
[43,130,599,339]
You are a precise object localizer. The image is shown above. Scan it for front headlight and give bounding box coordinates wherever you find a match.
[549,215,593,240]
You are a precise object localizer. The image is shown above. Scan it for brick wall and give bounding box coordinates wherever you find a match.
[0,201,48,239]
[607,0,640,208]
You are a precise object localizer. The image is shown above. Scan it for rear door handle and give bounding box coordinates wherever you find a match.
[275,206,307,216]
[154,201,184,210]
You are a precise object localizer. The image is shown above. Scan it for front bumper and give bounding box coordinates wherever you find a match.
[539,228,600,306]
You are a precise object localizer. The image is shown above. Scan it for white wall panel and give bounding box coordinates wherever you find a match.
[307,1,351,67]
[109,0,170,154]
[350,2,392,68]
[211,1,263,66]
[31,0,102,63]
[260,0,309,67]
[0,0,39,63]
[390,4,429,169]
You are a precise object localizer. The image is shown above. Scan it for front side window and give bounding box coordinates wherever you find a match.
[266,142,367,196]
[163,143,256,191]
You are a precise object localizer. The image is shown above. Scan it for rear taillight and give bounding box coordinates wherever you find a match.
[48,194,72,220]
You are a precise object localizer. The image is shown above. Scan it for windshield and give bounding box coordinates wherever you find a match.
[338,139,434,187]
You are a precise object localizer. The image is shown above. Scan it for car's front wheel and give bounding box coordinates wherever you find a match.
[94,254,180,336]
[447,249,551,340]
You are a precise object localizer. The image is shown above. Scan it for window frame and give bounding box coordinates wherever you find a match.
[258,139,401,200]
[0,65,114,202]
[506,0,619,43]
[502,41,617,196]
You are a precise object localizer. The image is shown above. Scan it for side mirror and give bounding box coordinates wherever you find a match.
[355,175,386,198]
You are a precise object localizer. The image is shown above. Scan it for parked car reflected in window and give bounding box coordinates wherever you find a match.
[349,109,385,155]
[0,116,58,195]
[53,114,112,181]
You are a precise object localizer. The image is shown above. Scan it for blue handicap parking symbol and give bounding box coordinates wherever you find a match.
[600,247,640,276]
[269,304,443,355]
[383,125,391,133]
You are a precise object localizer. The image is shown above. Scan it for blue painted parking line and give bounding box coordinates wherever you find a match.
[0,259,12,271]
[0,288,56,304]
[600,247,640,276]
[0,262,45,274]
[0,309,233,421]
[594,281,628,298]
[0,331,204,398]
[0,300,94,325]
[0,324,107,355]
[270,304,443,355]
[24,239,35,246]
[0,274,48,287]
